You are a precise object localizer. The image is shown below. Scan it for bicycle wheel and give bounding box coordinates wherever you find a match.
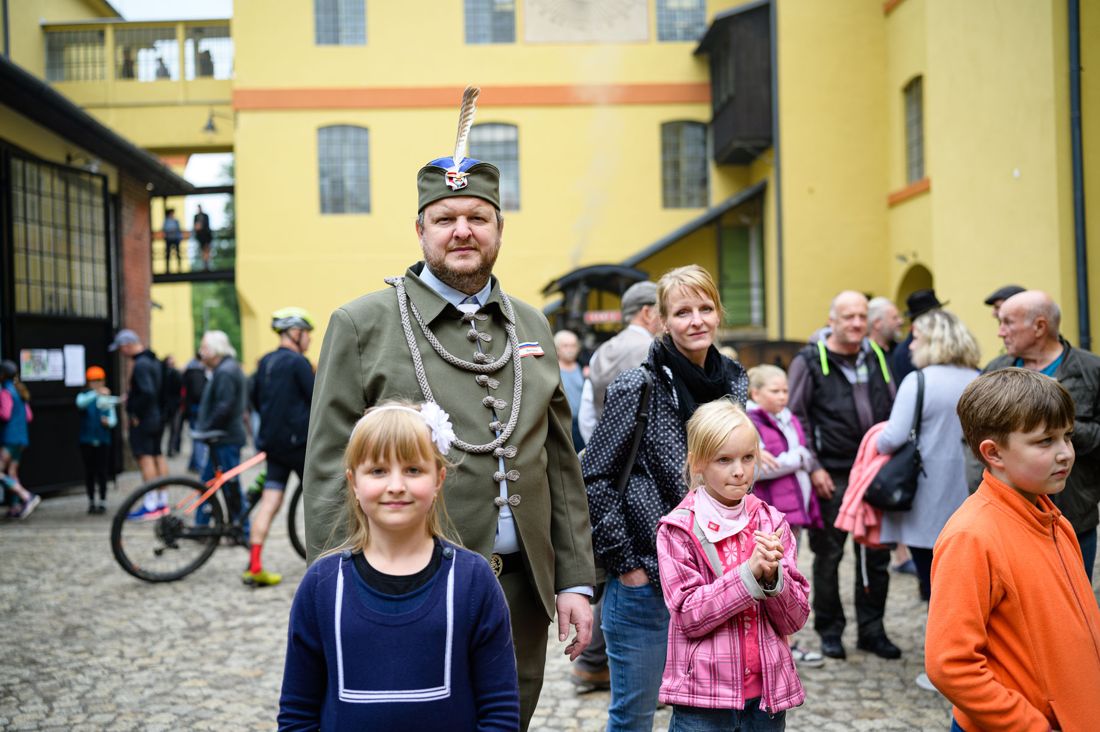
[287,482,307,561]
[111,476,226,582]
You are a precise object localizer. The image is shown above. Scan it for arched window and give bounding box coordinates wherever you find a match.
[318,126,370,214]
[314,0,366,45]
[661,121,708,208]
[904,76,925,182]
[657,0,707,42]
[469,123,520,211]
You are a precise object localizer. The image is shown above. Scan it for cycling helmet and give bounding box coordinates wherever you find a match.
[271,307,315,333]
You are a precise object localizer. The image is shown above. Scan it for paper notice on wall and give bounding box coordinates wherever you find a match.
[64,345,86,387]
[20,349,64,381]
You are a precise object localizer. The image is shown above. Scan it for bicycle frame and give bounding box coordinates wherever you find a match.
[180,450,267,516]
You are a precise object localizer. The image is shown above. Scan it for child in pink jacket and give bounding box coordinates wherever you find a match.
[657,400,809,730]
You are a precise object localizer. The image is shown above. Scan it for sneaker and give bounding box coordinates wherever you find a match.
[241,569,282,587]
[790,642,825,668]
[88,504,98,515]
[18,494,41,519]
[127,504,169,521]
[95,504,107,515]
[891,558,918,575]
[915,672,939,692]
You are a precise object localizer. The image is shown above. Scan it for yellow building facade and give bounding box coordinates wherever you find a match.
[12,0,1097,369]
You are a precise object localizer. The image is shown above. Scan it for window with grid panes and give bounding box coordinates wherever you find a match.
[469,124,520,211]
[315,0,366,45]
[318,126,371,214]
[45,30,105,81]
[657,0,706,42]
[10,156,108,318]
[465,0,515,44]
[661,121,708,208]
[905,76,924,183]
[115,27,178,80]
[185,25,233,79]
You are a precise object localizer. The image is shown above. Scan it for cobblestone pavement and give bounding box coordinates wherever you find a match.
[2,451,1098,730]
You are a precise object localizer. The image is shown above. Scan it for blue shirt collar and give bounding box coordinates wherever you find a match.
[419,264,492,309]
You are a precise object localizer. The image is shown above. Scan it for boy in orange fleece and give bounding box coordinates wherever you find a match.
[927,368,1100,732]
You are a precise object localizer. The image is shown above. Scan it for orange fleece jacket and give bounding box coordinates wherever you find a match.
[926,471,1100,731]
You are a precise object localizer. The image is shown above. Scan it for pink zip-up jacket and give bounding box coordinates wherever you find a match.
[834,421,887,548]
[656,490,809,713]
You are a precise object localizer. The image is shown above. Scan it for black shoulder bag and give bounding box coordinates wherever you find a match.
[591,367,654,602]
[864,370,924,512]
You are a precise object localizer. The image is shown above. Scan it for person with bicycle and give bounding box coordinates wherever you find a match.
[245,308,316,587]
[196,330,248,532]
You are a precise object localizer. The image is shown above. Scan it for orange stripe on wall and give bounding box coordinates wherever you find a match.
[159,154,190,169]
[883,0,907,16]
[233,83,711,111]
[887,177,930,207]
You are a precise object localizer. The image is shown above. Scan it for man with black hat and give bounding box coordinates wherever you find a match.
[891,288,948,382]
[304,88,594,729]
[984,284,1026,322]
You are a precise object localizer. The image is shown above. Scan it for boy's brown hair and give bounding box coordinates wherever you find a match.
[957,368,1075,466]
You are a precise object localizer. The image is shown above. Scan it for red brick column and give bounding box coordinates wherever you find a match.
[118,173,152,343]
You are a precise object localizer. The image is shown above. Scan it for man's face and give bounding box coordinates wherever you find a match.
[998,303,1040,357]
[199,338,217,368]
[417,197,502,294]
[829,295,869,348]
[120,342,142,358]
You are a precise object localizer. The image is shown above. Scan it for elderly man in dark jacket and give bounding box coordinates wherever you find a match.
[197,330,248,526]
[985,290,1100,580]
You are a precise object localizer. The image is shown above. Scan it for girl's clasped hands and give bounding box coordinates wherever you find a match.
[748,527,785,584]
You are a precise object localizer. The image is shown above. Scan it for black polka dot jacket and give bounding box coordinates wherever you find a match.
[581,341,748,586]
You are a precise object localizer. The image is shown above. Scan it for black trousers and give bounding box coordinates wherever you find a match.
[910,546,934,602]
[80,443,110,503]
[808,471,891,640]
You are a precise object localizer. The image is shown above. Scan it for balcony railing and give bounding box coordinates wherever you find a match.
[44,19,232,84]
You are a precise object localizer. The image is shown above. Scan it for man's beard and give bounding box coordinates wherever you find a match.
[423,244,500,295]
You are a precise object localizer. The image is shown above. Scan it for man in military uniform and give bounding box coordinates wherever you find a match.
[303,90,595,729]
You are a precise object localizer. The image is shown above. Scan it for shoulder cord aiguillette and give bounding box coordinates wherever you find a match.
[387,276,523,454]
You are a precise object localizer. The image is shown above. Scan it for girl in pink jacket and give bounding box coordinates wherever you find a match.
[656,399,809,730]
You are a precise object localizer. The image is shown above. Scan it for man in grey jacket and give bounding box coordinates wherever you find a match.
[196,330,248,528]
[577,281,660,443]
[986,290,1100,580]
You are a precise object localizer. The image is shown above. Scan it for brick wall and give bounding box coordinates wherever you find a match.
[119,173,152,343]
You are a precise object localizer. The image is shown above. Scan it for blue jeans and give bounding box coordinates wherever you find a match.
[602,576,670,732]
[950,718,966,732]
[201,444,246,532]
[1078,527,1097,583]
[669,700,785,731]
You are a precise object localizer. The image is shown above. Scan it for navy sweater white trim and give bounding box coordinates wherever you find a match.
[278,541,520,731]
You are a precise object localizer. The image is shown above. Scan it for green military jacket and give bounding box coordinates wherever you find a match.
[303,263,596,618]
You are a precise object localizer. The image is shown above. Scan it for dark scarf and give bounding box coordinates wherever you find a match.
[653,335,731,422]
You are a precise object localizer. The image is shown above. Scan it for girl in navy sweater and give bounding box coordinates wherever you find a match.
[279,401,520,731]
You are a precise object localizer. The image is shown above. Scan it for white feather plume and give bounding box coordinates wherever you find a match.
[452,86,481,170]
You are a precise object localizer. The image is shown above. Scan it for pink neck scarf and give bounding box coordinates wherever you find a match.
[694,484,750,543]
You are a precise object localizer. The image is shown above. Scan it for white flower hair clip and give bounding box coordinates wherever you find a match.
[419,401,456,456]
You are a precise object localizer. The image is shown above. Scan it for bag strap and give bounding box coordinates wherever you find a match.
[614,366,654,501]
[669,507,725,577]
[910,370,925,441]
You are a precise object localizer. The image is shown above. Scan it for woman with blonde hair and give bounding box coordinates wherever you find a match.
[877,309,979,603]
[583,265,748,732]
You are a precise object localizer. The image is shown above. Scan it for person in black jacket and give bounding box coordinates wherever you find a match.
[109,329,168,486]
[986,290,1100,581]
[162,355,184,457]
[789,290,899,662]
[244,308,316,587]
[181,354,208,472]
[583,265,748,732]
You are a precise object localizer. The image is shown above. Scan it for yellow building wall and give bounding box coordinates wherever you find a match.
[0,105,119,192]
[232,0,748,363]
[922,0,1076,361]
[776,0,888,340]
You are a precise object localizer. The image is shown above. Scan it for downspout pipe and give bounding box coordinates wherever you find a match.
[3,0,10,59]
[770,0,785,340]
[1069,0,1090,350]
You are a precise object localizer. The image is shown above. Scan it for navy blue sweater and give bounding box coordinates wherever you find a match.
[279,542,520,731]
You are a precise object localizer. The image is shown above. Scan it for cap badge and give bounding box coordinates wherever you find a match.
[445,170,469,191]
